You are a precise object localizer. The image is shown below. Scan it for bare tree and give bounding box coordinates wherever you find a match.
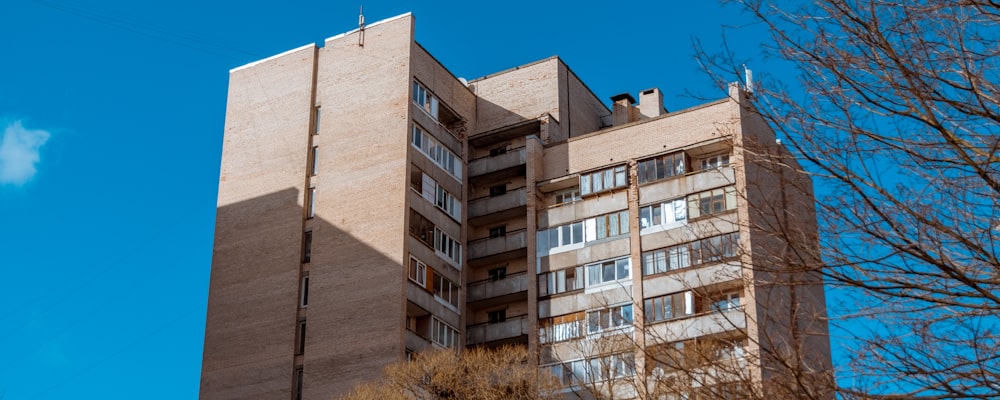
[697,1,1000,397]
[338,345,563,400]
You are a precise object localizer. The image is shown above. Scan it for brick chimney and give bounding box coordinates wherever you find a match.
[610,93,638,126]
[638,88,666,118]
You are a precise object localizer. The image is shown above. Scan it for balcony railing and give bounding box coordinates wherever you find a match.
[467,272,529,302]
[468,187,527,218]
[469,147,526,177]
[468,229,527,260]
[467,314,530,345]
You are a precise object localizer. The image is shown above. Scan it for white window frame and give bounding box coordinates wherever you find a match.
[699,153,731,170]
[434,228,462,269]
[408,255,427,286]
[431,318,459,350]
[411,125,462,180]
[639,198,687,234]
[412,80,440,121]
[584,256,631,289]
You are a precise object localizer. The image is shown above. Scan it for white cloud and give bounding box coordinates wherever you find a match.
[0,120,51,185]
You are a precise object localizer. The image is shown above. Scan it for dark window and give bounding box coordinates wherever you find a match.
[294,368,304,400]
[489,184,507,197]
[489,225,506,238]
[300,276,309,307]
[296,320,307,355]
[488,267,507,281]
[488,309,507,324]
[489,146,507,157]
[302,231,312,263]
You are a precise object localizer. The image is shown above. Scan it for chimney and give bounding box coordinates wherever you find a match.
[638,88,667,118]
[610,93,638,126]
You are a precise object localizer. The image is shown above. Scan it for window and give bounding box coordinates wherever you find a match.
[408,256,428,286]
[687,186,737,219]
[711,292,741,312]
[639,199,687,230]
[310,146,318,176]
[489,184,507,197]
[585,256,631,287]
[592,210,629,240]
[434,184,461,221]
[536,210,629,255]
[538,266,583,297]
[296,320,307,355]
[293,368,304,400]
[489,225,506,238]
[412,80,440,120]
[411,125,461,179]
[700,153,730,170]
[690,232,740,265]
[539,311,586,344]
[432,271,459,308]
[644,291,695,323]
[489,146,507,157]
[637,152,686,184]
[587,303,634,334]
[587,353,635,382]
[409,210,435,247]
[544,359,588,387]
[642,244,690,275]
[300,276,309,307]
[307,187,316,219]
[302,231,312,263]
[536,221,585,254]
[434,228,462,266]
[412,168,461,221]
[553,188,581,205]
[488,267,507,281]
[580,165,628,196]
[641,232,739,275]
[312,106,321,134]
[432,318,458,350]
[487,309,506,324]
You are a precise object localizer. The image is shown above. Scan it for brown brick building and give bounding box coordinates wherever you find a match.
[200,12,833,400]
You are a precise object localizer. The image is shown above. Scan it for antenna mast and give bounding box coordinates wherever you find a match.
[358,6,366,47]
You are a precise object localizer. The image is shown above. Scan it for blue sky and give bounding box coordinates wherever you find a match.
[0,1,782,398]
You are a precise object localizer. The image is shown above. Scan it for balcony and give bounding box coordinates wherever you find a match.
[468,187,527,225]
[467,314,530,345]
[469,147,526,178]
[467,272,529,307]
[638,165,736,204]
[468,229,527,264]
[645,308,747,343]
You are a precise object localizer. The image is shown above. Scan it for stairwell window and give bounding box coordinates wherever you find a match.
[312,106,321,134]
[307,187,316,219]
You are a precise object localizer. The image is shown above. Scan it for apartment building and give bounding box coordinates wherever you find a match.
[200,12,832,400]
